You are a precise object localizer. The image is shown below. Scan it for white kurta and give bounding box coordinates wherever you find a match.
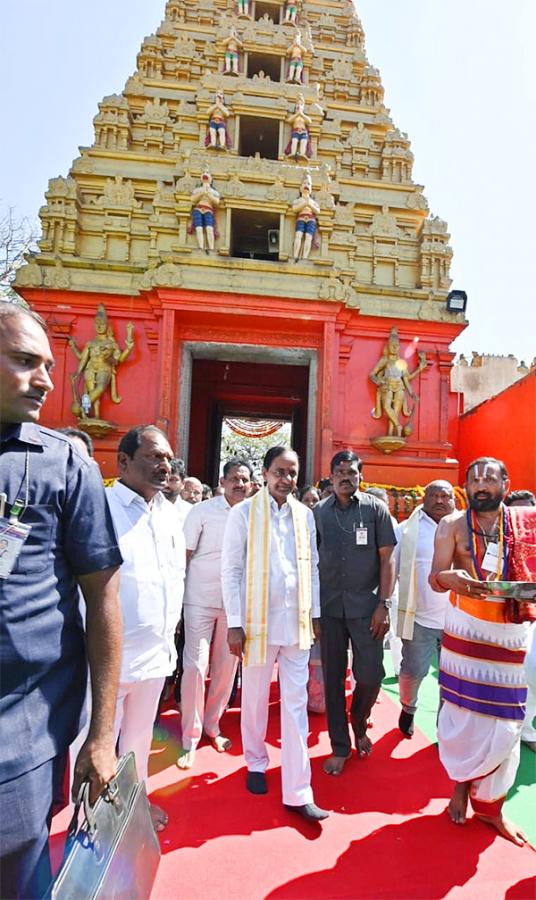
[106,482,186,784]
[181,495,238,750]
[221,494,320,805]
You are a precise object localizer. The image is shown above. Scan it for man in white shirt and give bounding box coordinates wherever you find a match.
[162,457,192,526]
[106,425,186,832]
[222,446,329,823]
[181,476,203,505]
[177,458,252,769]
[395,481,455,737]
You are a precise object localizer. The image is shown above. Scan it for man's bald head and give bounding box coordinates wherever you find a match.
[422,480,455,523]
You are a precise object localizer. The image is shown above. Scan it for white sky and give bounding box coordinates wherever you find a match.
[1,0,535,362]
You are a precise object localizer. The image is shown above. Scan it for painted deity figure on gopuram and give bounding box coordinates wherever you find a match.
[283,0,302,24]
[190,171,220,253]
[206,92,232,150]
[286,32,305,83]
[285,95,312,160]
[222,26,243,76]
[292,177,320,261]
[69,304,134,433]
[369,327,427,452]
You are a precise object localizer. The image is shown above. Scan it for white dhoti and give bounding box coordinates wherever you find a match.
[181,604,238,749]
[438,597,529,817]
[241,643,313,807]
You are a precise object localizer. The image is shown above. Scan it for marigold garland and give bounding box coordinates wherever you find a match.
[102,476,467,517]
[224,418,284,439]
[354,480,467,519]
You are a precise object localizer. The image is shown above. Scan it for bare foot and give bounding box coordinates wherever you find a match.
[210,734,232,753]
[476,813,527,846]
[150,803,168,833]
[447,783,470,824]
[357,735,372,757]
[323,753,351,775]
[522,739,536,753]
[177,748,196,769]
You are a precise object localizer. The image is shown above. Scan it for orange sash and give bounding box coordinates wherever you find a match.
[450,593,506,623]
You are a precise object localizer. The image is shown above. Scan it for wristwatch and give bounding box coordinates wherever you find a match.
[381,599,393,610]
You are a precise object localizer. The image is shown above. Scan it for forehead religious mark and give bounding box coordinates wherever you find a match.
[471,463,495,480]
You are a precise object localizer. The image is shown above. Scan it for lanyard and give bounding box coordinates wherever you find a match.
[8,449,30,523]
[466,506,508,580]
[334,497,364,534]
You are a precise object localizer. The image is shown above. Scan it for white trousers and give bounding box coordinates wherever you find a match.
[522,624,536,741]
[181,604,238,749]
[241,643,313,807]
[113,677,165,784]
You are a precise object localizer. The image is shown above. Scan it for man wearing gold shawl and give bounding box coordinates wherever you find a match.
[430,457,536,846]
[221,446,329,822]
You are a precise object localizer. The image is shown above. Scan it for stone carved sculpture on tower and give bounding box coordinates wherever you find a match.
[285,95,312,160]
[292,176,320,261]
[237,0,250,17]
[368,327,427,453]
[284,0,302,25]
[69,304,134,436]
[190,171,220,253]
[286,32,306,83]
[221,26,243,75]
[206,92,232,150]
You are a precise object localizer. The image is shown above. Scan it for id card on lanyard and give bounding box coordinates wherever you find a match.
[0,449,32,579]
[482,541,499,574]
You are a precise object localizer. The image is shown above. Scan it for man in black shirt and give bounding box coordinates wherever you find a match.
[314,450,396,775]
[0,302,123,897]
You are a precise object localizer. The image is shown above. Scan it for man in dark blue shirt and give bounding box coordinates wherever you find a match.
[0,302,123,899]
[314,450,396,776]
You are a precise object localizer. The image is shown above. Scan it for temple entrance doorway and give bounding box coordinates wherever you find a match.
[219,417,293,477]
[178,344,317,488]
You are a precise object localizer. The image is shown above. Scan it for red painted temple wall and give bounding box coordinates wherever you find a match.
[24,287,465,487]
[457,371,536,494]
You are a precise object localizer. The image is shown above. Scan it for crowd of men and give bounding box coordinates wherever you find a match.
[1,301,535,899]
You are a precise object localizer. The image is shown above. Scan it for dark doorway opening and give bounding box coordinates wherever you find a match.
[188,357,310,488]
[247,51,282,82]
[239,115,279,160]
[231,209,280,260]
[254,1,281,22]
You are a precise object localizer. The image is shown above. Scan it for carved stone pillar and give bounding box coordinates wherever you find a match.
[157,308,176,433]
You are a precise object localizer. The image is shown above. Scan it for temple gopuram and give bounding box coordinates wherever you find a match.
[14,0,467,486]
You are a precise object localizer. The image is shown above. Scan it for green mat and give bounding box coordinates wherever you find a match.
[381,652,536,843]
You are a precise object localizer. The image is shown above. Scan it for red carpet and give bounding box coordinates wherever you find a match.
[51,687,536,899]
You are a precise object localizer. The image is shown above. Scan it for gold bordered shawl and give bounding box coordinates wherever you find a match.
[244,487,314,666]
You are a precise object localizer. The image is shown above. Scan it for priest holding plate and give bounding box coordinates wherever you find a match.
[429,457,536,845]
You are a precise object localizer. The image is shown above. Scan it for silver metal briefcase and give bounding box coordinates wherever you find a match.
[51,752,161,899]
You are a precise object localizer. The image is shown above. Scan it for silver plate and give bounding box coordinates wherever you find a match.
[479,581,536,600]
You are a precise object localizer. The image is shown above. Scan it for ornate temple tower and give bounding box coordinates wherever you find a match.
[15,0,466,484]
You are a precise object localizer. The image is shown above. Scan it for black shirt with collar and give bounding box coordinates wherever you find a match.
[313,490,396,619]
